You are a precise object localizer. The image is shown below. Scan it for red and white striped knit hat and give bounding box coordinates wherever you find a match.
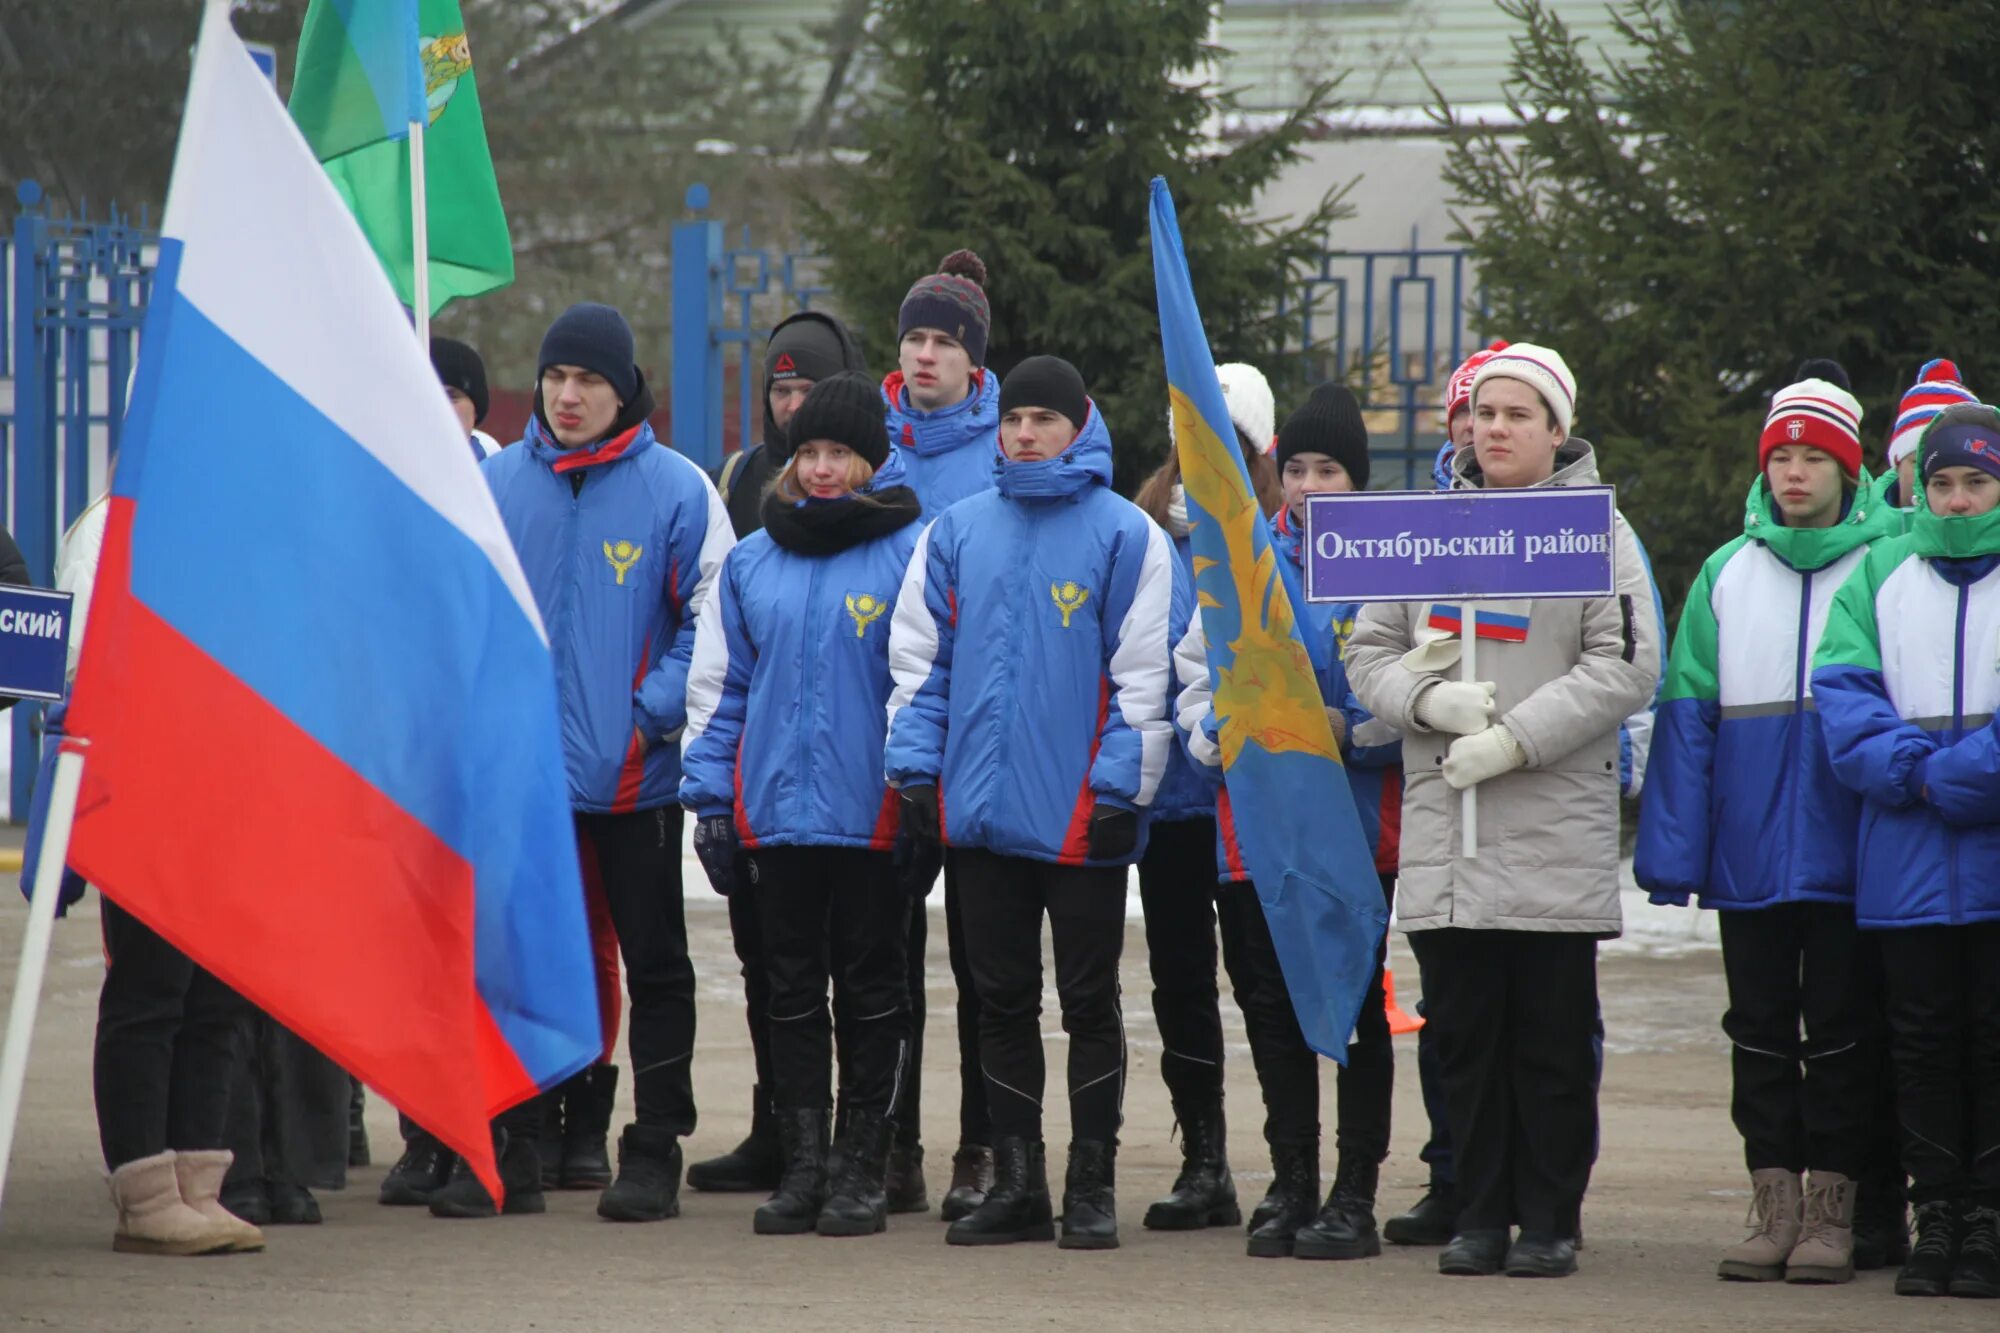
[1888,358,1978,467]
[1445,339,1510,424]
[1759,378,1863,478]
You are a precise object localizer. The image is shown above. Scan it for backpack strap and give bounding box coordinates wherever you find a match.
[716,445,756,502]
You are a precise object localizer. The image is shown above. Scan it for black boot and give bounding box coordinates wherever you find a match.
[429,1128,545,1218]
[596,1124,683,1222]
[946,1136,1055,1246]
[1852,1173,1910,1271]
[1143,1101,1241,1231]
[379,1131,456,1206]
[754,1109,829,1235]
[1293,1154,1381,1260]
[221,1182,270,1227]
[533,1084,567,1189]
[1951,1204,2000,1299]
[687,1086,784,1193]
[347,1078,370,1168]
[267,1180,323,1225]
[1059,1140,1119,1251]
[1247,1178,1284,1234]
[1246,1142,1318,1258]
[1384,1178,1460,1246]
[885,1142,930,1214]
[1439,1228,1509,1276]
[941,1143,994,1223]
[560,1065,618,1190]
[1895,1201,1957,1297]
[818,1108,892,1237]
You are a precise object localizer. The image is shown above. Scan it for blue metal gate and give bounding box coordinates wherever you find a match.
[2,180,158,818]
[1278,231,1488,491]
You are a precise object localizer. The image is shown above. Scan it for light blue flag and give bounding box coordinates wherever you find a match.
[1148,176,1387,1062]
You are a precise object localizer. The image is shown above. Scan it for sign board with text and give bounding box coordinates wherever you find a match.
[1304,487,1618,604]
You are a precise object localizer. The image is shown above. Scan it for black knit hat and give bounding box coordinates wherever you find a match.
[430,336,489,425]
[998,355,1089,431]
[898,251,991,367]
[538,302,638,403]
[1275,383,1370,489]
[787,372,890,470]
[1794,357,1852,393]
[766,314,851,386]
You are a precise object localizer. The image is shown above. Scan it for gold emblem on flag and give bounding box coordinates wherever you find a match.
[604,540,642,585]
[1051,580,1091,628]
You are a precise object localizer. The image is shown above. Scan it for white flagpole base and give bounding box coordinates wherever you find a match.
[0,747,86,1222]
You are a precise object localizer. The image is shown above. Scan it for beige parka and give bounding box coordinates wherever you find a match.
[1345,439,1662,936]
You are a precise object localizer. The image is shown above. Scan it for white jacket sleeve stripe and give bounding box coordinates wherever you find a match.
[1173,606,1221,772]
[885,522,939,742]
[1109,521,1175,806]
[681,560,732,756]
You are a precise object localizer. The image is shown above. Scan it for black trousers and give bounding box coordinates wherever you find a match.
[898,857,990,1149]
[1138,818,1227,1108]
[577,808,696,1135]
[955,849,1126,1145]
[751,846,911,1118]
[1408,928,1599,1238]
[724,862,776,1102]
[223,1010,352,1194]
[94,898,251,1170]
[1210,875,1395,1157]
[1717,902,1884,1177]
[1879,922,2000,1206]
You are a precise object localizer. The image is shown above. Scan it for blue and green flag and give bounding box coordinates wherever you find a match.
[1148,176,1386,1062]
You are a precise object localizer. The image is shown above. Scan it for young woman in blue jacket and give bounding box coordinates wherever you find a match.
[1813,403,2000,1300]
[886,356,1176,1250]
[1174,385,1403,1261]
[683,373,926,1238]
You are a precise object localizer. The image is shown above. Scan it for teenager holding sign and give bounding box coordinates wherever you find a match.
[1346,345,1661,1279]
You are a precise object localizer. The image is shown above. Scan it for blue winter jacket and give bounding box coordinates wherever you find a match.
[1174,506,1402,880]
[1149,529,1216,824]
[1812,503,2000,930]
[883,369,1002,515]
[1636,477,1898,910]
[679,493,923,848]
[484,412,734,813]
[883,404,1176,865]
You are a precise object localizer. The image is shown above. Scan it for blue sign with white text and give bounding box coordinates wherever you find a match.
[1305,487,1617,603]
[0,586,73,701]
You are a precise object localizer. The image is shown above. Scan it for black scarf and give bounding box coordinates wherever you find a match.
[761,485,922,555]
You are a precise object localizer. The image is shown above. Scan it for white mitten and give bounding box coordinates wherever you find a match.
[1415,679,1497,736]
[1442,724,1526,790]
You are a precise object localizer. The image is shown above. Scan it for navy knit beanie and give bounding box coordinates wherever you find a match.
[538,302,639,403]
[898,251,991,367]
[998,356,1088,431]
[429,336,489,425]
[787,372,890,470]
[1920,403,2000,484]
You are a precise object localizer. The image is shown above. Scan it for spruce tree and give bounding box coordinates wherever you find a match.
[1441,0,2000,612]
[808,0,1346,489]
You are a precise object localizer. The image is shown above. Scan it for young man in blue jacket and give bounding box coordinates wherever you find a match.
[887,356,1174,1250]
[879,250,1003,1218]
[453,303,734,1223]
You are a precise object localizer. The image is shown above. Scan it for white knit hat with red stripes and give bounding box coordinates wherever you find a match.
[1759,378,1863,479]
[1470,343,1577,437]
[1888,358,1978,467]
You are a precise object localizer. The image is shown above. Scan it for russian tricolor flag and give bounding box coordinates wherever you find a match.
[63,3,597,1200]
[1426,603,1531,644]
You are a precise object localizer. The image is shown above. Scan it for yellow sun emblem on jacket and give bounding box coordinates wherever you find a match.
[1051,580,1091,628]
[603,540,642,585]
[845,592,887,638]
[1171,386,1338,769]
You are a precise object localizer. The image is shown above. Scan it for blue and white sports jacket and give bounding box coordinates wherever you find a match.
[883,404,1175,865]
[484,410,733,813]
[882,369,1002,515]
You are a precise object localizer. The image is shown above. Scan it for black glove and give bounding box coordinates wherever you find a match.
[899,784,941,844]
[692,814,739,897]
[893,834,944,899]
[1085,803,1140,863]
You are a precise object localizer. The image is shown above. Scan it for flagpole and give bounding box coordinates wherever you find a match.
[409,115,430,345]
[0,747,86,1220]
[1461,605,1479,859]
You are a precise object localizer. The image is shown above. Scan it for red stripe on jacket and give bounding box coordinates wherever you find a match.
[550,422,645,474]
[1217,786,1249,881]
[610,632,653,813]
[1057,677,1112,865]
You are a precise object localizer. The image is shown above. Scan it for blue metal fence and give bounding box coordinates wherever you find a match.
[669,184,830,472]
[2,180,158,818]
[1277,230,1488,490]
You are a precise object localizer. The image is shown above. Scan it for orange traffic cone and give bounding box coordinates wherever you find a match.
[1384,966,1423,1034]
